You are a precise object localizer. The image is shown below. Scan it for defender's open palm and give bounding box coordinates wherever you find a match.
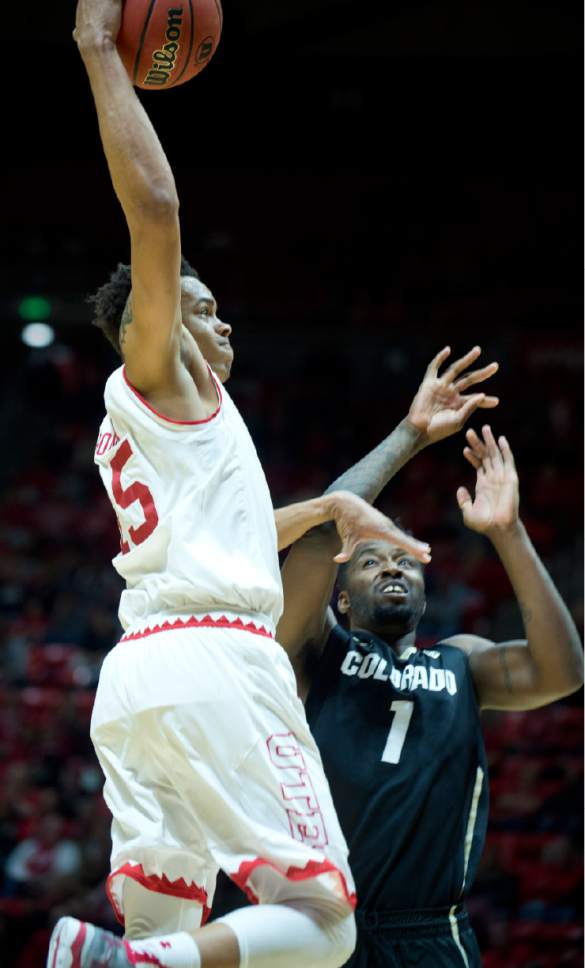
[457,426,520,534]
[331,491,431,564]
[408,346,499,445]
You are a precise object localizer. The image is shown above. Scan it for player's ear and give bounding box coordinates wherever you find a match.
[337,590,350,615]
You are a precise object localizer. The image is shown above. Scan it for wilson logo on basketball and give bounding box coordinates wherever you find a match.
[144,7,184,87]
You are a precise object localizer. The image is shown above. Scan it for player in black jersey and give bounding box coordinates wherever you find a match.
[277,347,584,967]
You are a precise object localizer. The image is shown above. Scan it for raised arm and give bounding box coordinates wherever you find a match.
[326,345,499,501]
[278,346,499,660]
[447,426,583,710]
[74,0,204,404]
[275,491,431,561]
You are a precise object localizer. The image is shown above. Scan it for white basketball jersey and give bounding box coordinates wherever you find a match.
[94,366,283,633]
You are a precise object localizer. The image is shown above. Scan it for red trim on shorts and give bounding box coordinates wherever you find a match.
[106,862,210,927]
[231,857,357,911]
[122,365,222,426]
[120,614,274,643]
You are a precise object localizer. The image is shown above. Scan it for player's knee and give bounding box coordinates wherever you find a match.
[292,902,356,968]
[327,911,356,967]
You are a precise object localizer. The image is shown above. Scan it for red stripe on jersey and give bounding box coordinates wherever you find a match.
[122,366,222,426]
[120,614,274,642]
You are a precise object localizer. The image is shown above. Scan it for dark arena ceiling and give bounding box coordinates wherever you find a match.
[14,0,581,163]
[6,0,580,308]
[23,0,581,53]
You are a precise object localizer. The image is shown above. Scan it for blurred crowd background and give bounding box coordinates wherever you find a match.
[2,0,582,965]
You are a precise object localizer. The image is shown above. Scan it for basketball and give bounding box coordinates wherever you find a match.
[117,0,222,91]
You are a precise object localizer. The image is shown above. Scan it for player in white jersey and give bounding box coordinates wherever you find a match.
[48,3,432,967]
[94,355,283,636]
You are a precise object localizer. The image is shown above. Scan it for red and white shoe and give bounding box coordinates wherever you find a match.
[47,917,129,967]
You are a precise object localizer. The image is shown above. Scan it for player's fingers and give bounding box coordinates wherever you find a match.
[482,424,501,459]
[388,526,432,563]
[498,435,517,472]
[333,543,354,564]
[426,345,451,376]
[457,394,486,425]
[481,425,503,475]
[463,446,482,470]
[465,427,487,457]
[477,396,499,409]
[456,486,473,512]
[444,345,482,382]
[454,361,499,392]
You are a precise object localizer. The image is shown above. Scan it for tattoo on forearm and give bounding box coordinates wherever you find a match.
[498,646,514,693]
[326,448,394,502]
[324,422,422,503]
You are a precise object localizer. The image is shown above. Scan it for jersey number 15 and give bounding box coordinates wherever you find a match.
[111,439,159,553]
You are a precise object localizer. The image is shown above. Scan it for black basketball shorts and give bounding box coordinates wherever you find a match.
[344,904,482,968]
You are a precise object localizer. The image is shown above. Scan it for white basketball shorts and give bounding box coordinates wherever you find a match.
[90,612,356,930]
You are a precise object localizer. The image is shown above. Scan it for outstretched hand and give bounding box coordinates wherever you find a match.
[407,346,499,445]
[456,426,520,535]
[329,491,432,565]
[74,0,122,46]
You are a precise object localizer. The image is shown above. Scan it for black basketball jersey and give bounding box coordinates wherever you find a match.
[305,624,489,912]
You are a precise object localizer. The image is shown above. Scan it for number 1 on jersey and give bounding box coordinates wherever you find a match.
[381,700,414,764]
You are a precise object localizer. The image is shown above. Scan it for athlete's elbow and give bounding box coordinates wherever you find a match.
[539,655,584,702]
[141,189,180,222]
[330,912,357,968]
[128,178,179,225]
[568,650,585,691]
[562,634,585,692]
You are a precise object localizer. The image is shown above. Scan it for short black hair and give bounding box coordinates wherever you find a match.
[87,256,200,356]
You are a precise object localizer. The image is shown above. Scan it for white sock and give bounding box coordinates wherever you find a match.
[125,932,201,967]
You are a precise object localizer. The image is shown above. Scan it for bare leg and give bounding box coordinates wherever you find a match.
[192,922,241,967]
